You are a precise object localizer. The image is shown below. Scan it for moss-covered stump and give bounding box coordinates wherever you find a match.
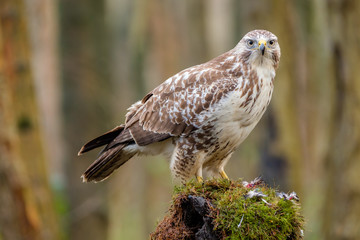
[150,178,304,240]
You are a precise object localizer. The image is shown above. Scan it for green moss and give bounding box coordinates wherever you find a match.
[152,179,304,240]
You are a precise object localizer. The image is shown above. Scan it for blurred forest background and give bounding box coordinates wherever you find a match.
[1,0,360,239]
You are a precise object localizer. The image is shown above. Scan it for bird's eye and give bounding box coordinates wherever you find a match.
[269,40,275,46]
[247,39,254,47]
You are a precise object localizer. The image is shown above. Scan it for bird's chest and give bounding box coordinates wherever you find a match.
[211,76,274,148]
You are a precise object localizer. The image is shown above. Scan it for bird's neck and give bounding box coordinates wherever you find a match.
[253,61,276,82]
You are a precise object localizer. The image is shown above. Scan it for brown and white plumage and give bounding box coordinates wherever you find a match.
[78,29,281,183]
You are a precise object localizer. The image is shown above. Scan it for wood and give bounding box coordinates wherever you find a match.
[0,0,60,239]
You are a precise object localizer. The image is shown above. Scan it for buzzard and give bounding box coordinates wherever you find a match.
[78,29,281,183]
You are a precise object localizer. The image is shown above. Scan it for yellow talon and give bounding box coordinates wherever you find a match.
[220,170,229,180]
[196,176,203,183]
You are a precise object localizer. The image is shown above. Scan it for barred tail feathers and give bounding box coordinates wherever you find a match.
[79,122,171,182]
[79,124,137,182]
[81,144,136,182]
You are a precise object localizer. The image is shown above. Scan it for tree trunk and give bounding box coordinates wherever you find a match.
[151,179,304,240]
[59,0,112,239]
[0,0,60,239]
[322,1,360,239]
[24,0,64,186]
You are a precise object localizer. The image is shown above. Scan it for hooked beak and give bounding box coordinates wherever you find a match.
[258,40,266,55]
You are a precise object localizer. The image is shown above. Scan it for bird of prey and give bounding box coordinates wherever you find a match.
[78,29,281,183]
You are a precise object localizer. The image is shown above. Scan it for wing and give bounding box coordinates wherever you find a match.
[125,64,240,145]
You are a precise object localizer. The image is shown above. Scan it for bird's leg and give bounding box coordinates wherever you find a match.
[217,156,232,180]
[196,167,203,183]
[219,169,229,180]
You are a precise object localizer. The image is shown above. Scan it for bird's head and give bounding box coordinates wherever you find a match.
[236,30,281,70]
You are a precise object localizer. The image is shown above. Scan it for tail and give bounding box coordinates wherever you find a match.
[78,125,124,155]
[78,125,137,182]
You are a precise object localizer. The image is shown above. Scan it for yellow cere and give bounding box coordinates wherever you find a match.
[258,39,267,47]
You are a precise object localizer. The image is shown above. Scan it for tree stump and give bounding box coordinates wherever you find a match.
[150,178,304,240]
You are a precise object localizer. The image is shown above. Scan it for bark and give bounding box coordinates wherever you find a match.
[0,0,60,239]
